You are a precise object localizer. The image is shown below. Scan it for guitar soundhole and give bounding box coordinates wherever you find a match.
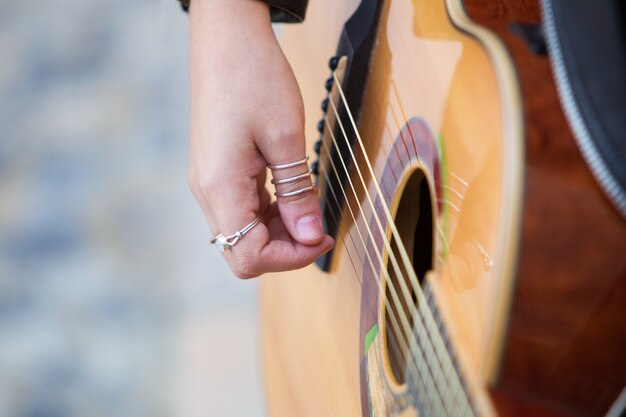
[383,168,434,386]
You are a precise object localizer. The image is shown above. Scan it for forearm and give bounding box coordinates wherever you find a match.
[189,0,276,108]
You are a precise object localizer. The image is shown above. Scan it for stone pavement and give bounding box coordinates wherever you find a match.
[0,0,265,416]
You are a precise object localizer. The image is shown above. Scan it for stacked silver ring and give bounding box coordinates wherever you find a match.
[269,155,314,198]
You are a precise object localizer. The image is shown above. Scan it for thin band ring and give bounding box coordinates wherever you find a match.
[270,168,313,185]
[210,216,262,251]
[268,155,309,170]
[274,184,315,198]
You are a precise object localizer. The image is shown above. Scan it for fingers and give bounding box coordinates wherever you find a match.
[258,222,335,272]
[221,206,334,279]
[192,152,334,279]
[187,11,334,277]
[259,134,327,246]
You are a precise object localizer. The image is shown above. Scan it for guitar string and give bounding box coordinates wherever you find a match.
[318,165,444,416]
[323,111,464,417]
[376,125,448,414]
[335,71,460,384]
[386,85,481,412]
[320,112,473,416]
[325,89,452,413]
[329,79,474,417]
[318,148,446,415]
[388,78,466,255]
[320,171,420,394]
[313,69,473,416]
[389,83,470,250]
[323,122,471,417]
[320,101,436,415]
[326,97,466,416]
[321,121,447,416]
[389,78,474,281]
[327,91,473,417]
[391,78,473,229]
[379,120,460,389]
[378,119,447,408]
[318,169,442,417]
[384,90,472,335]
[328,73,476,417]
[316,144,415,402]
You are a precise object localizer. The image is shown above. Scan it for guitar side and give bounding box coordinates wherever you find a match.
[463,1,626,415]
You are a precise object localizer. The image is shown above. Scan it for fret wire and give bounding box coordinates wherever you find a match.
[425,284,465,405]
[328,74,475,417]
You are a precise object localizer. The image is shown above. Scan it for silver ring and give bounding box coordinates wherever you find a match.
[274,184,315,198]
[210,216,262,251]
[270,168,313,185]
[268,155,309,170]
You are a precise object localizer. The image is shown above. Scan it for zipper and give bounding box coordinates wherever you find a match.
[541,0,626,217]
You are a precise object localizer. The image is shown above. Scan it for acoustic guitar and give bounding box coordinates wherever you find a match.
[260,0,626,416]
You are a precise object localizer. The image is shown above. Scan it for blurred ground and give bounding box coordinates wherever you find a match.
[0,0,265,416]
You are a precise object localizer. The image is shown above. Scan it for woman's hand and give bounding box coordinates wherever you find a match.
[188,0,334,278]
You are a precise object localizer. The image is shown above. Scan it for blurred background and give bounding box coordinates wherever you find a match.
[0,0,265,416]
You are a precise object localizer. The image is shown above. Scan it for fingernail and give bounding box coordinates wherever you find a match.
[296,215,323,241]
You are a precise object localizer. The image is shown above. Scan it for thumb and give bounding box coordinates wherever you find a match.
[262,139,326,246]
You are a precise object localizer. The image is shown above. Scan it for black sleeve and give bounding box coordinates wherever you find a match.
[177,0,309,23]
[266,0,309,22]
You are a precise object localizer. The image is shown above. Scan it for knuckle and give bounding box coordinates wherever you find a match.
[233,268,258,280]
[232,252,262,279]
[188,170,219,197]
[268,123,303,150]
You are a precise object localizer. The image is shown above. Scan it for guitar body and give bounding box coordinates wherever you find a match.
[260,0,626,416]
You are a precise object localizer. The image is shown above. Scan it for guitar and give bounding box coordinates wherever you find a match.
[261,0,626,416]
